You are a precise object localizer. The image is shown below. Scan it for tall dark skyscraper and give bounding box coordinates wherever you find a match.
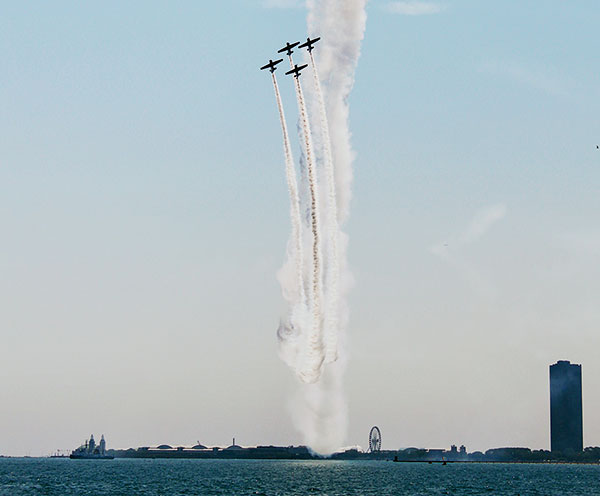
[549,360,583,453]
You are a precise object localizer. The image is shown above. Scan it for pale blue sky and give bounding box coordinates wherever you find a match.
[1,1,599,455]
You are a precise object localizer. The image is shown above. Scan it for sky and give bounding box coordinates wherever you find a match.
[1,0,599,456]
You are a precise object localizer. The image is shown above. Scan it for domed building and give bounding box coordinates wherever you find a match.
[225,438,243,450]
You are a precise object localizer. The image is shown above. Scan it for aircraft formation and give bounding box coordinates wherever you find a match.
[260,36,343,384]
[260,37,320,78]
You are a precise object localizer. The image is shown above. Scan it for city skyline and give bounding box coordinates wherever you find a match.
[47,359,593,456]
[1,0,600,456]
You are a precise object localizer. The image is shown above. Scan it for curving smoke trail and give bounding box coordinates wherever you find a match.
[292,73,325,384]
[271,73,306,310]
[308,49,340,365]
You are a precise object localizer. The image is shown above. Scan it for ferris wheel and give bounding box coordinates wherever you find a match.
[368,426,382,452]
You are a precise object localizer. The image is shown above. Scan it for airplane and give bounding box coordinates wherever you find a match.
[298,37,321,52]
[277,41,300,56]
[260,58,284,73]
[286,63,309,78]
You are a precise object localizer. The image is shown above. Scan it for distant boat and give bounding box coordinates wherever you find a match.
[70,434,114,460]
[49,451,68,458]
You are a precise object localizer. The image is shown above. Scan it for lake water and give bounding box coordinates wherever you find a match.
[1,458,599,495]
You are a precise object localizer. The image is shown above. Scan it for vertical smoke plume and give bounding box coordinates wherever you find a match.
[292,73,325,384]
[307,0,367,223]
[290,0,367,455]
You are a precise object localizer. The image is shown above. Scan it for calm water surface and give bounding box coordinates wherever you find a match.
[1,458,599,495]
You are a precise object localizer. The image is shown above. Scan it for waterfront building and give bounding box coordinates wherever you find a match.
[549,360,583,453]
[70,434,113,459]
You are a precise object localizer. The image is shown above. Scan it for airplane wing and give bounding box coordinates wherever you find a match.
[299,37,320,49]
[260,59,283,71]
[277,41,299,53]
[285,64,309,76]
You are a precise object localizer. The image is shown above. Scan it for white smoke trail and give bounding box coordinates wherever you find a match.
[271,72,309,370]
[272,73,306,309]
[293,73,325,384]
[308,50,340,364]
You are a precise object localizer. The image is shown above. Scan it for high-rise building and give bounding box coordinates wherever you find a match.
[549,360,583,453]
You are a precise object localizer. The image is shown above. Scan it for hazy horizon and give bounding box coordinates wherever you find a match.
[1,0,599,457]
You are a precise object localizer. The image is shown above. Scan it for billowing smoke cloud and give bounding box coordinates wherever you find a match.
[289,357,348,455]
